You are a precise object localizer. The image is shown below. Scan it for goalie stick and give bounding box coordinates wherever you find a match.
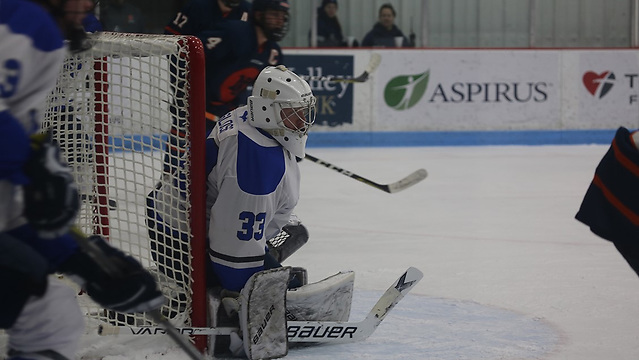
[305,154,428,193]
[301,53,381,83]
[97,267,423,344]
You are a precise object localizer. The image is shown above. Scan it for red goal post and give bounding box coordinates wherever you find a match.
[43,32,208,351]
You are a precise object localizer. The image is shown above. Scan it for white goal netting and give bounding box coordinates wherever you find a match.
[43,32,207,335]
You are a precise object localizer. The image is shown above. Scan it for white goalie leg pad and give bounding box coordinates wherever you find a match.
[8,277,84,360]
[286,271,354,322]
[240,267,290,360]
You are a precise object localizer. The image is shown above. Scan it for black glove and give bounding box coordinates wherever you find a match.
[23,133,79,238]
[59,235,165,313]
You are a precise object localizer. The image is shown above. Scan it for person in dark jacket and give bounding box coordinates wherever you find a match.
[576,127,639,277]
[362,3,411,48]
[310,0,346,47]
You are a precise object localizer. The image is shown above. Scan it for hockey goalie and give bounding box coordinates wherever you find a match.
[147,65,354,359]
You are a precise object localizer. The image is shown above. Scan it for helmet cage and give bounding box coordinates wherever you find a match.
[275,97,317,137]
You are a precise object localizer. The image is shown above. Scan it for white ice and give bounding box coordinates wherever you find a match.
[8,144,639,360]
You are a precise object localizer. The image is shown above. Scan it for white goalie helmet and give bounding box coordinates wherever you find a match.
[248,65,317,158]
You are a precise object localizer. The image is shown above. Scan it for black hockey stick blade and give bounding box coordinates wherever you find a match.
[305,153,427,193]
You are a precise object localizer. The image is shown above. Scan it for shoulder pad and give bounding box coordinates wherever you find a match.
[212,108,249,145]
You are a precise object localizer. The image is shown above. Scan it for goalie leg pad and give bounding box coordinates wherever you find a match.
[286,271,354,322]
[240,267,291,360]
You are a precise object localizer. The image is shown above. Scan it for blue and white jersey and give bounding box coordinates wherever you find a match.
[148,105,300,292]
[207,106,300,292]
[1,0,66,182]
[0,0,66,231]
[0,0,78,268]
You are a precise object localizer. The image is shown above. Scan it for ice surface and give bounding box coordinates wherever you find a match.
[6,144,639,360]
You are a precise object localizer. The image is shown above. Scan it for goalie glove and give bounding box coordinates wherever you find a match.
[23,132,79,239]
[58,235,165,313]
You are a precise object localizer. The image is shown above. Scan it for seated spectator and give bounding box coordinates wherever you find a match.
[310,0,346,47]
[362,3,411,48]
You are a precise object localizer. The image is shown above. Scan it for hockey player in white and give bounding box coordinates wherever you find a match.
[207,65,315,292]
[148,65,355,358]
[0,1,165,359]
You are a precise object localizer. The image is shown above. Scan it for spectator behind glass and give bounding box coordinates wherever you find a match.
[102,0,146,33]
[361,3,411,48]
[310,0,346,47]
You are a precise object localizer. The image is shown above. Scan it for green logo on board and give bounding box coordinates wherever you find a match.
[384,71,430,110]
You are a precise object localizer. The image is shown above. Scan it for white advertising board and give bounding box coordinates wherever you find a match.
[371,50,561,131]
[569,50,639,129]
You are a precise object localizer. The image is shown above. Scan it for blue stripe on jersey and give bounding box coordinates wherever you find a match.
[236,131,285,195]
[211,261,264,292]
[0,0,64,52]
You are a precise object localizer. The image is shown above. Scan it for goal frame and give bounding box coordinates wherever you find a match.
[54,33,208,352]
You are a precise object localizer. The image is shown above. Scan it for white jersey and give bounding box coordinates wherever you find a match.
[0,0,66,133]
[207,107,300,291]
[0,0,67,231]
[149,106,301,292]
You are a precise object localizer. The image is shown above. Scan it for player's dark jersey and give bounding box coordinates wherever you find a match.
[198,20,284,121]
[576,126,639,245]
[164,0,251,36]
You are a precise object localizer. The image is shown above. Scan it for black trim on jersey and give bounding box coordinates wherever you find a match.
[209,249,264,264]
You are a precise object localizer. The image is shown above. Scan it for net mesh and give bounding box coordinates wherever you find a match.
[43,32,199,327]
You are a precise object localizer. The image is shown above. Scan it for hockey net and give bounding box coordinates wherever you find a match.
[42,32,207,348]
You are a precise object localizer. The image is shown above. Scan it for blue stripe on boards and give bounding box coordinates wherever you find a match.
[305,129,618,147]
[105,129,619,152]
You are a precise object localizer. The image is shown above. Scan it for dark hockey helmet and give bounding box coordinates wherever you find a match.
[37,0,92,52]
[251,0,290,42]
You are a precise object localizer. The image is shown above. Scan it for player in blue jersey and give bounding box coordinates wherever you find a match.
[576,127,639,278]
[165,0,252,36]
[161,0,289,177]
[0,1,163,359]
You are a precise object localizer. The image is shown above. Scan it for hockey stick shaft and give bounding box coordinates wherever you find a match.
[305,154,427,193]
[69,228,205,360]
[301,53,381,83]
[98,267,423,344]
[148,310,205,360]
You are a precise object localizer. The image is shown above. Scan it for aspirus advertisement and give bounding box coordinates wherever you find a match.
[285,55,354,127]
[577,51,639,129]
[374,51,561,131]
